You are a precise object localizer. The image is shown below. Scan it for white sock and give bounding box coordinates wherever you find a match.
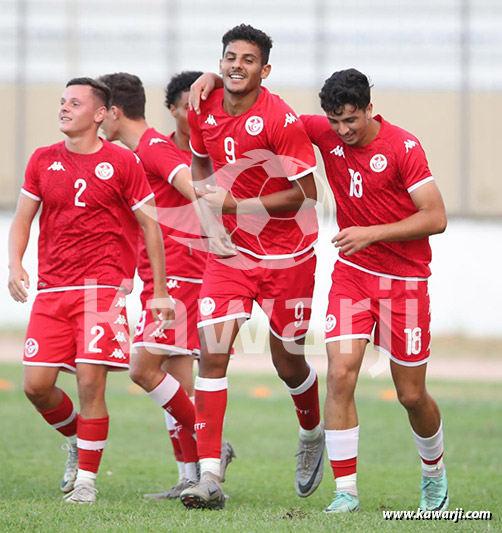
[176,461,185,480]
[411,421,445,478]
[76,469,96,485]
[185,462,198,482]
[199,458,220,479]
[299,424,323,442]
[335,473,357,496]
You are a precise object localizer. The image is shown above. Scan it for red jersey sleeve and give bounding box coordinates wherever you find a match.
[21,149,43,201]
[121,152,154,210]
[396,135,433,192]
[188,107,209,158]
[267,107,317,181]
[148,142,190,185]
[299,114,331,147]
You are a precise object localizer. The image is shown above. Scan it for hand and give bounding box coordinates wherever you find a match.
[148,293,176,329]
[332,226,376,256]
[8,265,30,303]
[208,224,237,257]
[188,73,221,114]
[195,184,237,215]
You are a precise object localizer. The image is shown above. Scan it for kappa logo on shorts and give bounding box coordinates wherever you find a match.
[325,314,337,333]
[369,154,387,173]
[200,297,216,316]
[167,279,180,290]
[245,116,264,136]
[24,338,39,358]
[95,162,114,180]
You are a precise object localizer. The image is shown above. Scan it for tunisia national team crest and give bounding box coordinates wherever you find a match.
[369,154,387,173]
[95,162,114,180]
[200,297,216,316]
[245,116,264,136]
[325,314,337,333]
[24,338,39,358]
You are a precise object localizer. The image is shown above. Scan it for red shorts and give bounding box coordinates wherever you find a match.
[132,277,202,355]
[325,261,431,366]
[23,288,130,373]
[197,253,316,341]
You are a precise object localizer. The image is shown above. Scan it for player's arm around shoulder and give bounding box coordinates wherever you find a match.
[8,193,40,302]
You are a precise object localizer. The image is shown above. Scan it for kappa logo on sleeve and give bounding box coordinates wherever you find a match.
[149,138,168,146]
[404,139,417,153]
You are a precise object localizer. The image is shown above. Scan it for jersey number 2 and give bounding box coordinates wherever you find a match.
[74,179,87,207]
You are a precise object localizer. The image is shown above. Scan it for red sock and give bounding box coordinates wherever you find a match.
[178,426,199,463]
[148,374,195,432]
[289,373,320,430]
[330,457,357,478]
[169,424,184,463]
[194,377,227,460]
[39,390,77,437]
[77,415,109,474]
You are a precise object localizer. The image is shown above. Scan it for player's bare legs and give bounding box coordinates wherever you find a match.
[23,366,61,411]
[390,361,448,511]
[323,338,367,513]
[390,361,440,436]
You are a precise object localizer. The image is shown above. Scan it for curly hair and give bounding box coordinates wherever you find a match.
[66,77,111,109]
[97,73,145,119]
[222,23,273,65]
[165,71,204,108]
[319,69,372,114]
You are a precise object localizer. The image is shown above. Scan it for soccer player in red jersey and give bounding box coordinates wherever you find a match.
[300,69,449,513]
[99,71,235,498]
[7,78,173,503]
[179,24,324,510]
[190,67,449,513]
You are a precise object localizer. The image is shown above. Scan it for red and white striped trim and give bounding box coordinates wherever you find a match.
[132,192,155,211]
[235,241,317,261]
[197,312,251,329]
[77,438,107,451]
[374,344,429,367]
[22,361,76,373]
[189,140,209,158]
[74,359,129,369]
[195,376,228,392]
[269,326,308,343]
[52,407,77,430]
[132,342,192,356]
[38,285,120,293]
[325,334,372,344]
[21,188,41,201]
[337,258,429,281]
[167,163,189,184]
[286,165,317,181]
[167,276,203,284]
[407,176,434,194]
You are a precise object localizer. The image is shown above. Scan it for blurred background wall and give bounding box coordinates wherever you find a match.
[1,0,501,216]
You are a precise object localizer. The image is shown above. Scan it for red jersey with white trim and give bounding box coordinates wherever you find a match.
[189,87,318,258]
[134,128,207,282]
[301,114,433,278]
[22,139,153,292]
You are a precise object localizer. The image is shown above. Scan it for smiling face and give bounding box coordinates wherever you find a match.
[59,84,106,138]
[326,103,375,146]
[219,40,271,96]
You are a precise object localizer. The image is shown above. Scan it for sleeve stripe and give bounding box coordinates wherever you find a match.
[407,176,434,193]
[189,140,209,158]
[167,163,189,184]
[131,191,155,211]
[21,188,41,201]
[287,165,317,182]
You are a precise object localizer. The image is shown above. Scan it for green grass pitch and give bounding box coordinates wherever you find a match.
[0,363,499,532]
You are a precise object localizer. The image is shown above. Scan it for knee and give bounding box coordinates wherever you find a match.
[396,388,425,411]
[326,365,357,399]
[128,365,149,389]
[23,382,52,406]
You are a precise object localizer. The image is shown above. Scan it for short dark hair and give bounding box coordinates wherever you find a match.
[319,69,372,114]
[66,77,111,109]
[97,73,146,119]
[222,24,273,65]
[165,71,204,108]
